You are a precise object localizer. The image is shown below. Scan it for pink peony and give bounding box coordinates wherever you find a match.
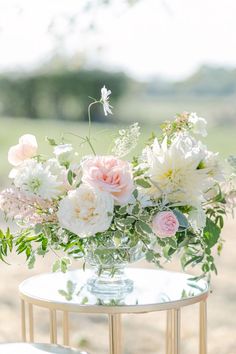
[152,211,179,238]
[8,134,38,166]
[81,155,134,205]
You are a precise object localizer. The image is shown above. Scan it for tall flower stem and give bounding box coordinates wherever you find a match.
[87,100,99,156]
[88,101,98,142]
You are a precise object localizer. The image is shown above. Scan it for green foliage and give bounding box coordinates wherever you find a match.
[58,280,76,301]
[203,218,221,248]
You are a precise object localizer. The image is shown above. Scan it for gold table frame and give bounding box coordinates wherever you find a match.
[19,268,208,354]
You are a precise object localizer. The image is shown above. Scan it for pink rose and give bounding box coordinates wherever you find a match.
[152,211,179,238]
[8,134,38,166]
[81,155,134,205]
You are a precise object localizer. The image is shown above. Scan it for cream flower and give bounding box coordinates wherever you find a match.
[8,134,38,166]
[57,184,114,237]
[101,85,113,116]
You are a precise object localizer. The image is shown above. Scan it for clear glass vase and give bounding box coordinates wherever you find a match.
[85,239,144,296]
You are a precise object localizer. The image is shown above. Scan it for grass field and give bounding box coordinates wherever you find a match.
[0,116,236,184]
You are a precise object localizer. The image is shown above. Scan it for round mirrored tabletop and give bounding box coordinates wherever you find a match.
[19,268,208,314]
[19,268,209,354]
[0,343,87,354]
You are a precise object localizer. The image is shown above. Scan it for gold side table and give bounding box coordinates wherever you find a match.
[19,268,209,354]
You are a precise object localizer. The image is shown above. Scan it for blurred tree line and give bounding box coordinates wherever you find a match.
[0,65,236,122]
[0,69,128,121]
[147,65,236,96]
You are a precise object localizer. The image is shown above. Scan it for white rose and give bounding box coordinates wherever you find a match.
[57,183,114,237]
[53,144,74,164]
[189,112,207,137]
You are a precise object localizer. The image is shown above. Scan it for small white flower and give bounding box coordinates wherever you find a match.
[53,144,74,164]
[189,112,207,137]
[44,158,69,191]
[57,183,114,237]
[10,159,62,200]
[101,85,113,116]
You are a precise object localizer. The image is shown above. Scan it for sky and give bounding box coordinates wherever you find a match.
[0,0,236,80]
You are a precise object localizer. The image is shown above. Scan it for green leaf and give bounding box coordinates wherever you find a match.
[132,189,138,198]
[203,217,221,248]
[41,238,48,251]
[132,204,140,215]
[135,220,152,235]
[67,280,76,293]
[173,209,189,229]
[67,170,73,186]
[34,224,43,235]
[135,178,151,188]
[123,216,136,225]
[52,259,61,272]
[117,206,127,215]
[184,255,204,268]
[145,250,155,262]
[46,137,57,146]
[81,296,88,304]
[168,237,177,249]
[28,254,36,269]
[61,257,71,273]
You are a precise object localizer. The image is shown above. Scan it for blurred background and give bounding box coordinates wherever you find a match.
[0,0,236,353]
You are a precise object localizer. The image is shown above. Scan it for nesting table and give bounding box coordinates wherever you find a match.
[19,268,209,354]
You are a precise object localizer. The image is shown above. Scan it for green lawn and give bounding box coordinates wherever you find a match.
[0,116,235,185]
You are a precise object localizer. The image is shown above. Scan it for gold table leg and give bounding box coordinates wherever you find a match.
[63,311,70,346]
[166,309,181,354]
[172,309,181,354]
[28,303,34,342]
[199,301,207,354]
[49,309,57,344]
[108,314,122,354]
[21,299,26,342]
[166,310,172,354]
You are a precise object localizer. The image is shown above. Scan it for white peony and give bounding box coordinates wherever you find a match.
[57,183,114,237]
[189,112,207,137]
[141,134,211,207]
[9,159,63,200]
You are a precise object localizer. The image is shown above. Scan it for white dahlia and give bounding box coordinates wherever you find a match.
[57,183,114,237]
[9,159,62,200]
[141,134,211,207]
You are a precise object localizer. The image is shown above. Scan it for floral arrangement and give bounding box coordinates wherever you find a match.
[0,86,235,281]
